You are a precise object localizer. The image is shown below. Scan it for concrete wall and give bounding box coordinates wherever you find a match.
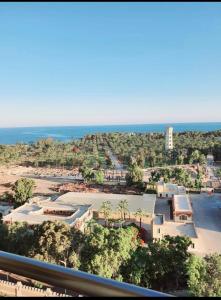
[0,280,71,297]
[157,192,175,199]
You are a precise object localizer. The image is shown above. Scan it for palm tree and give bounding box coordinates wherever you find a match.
[134,208,147,229]
[85,219,97,234]
[99,201,112,226]
[117,199,129,221]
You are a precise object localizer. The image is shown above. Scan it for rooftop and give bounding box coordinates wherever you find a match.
[173,195,192,212]
[157,182,186,194]
[56,192,156,214]
[3,192,156,225]
[3,199,91,226]
[163,221,197,239]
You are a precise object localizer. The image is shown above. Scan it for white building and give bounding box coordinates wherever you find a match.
[156,182,186,198]
[165,126,173,150]
[3,192,156,235]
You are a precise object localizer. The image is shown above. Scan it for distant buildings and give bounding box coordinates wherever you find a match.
[156,182,186,198]
[165,126,173,150]
[207,154,214,166]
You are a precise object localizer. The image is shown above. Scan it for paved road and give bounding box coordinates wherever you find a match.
[191,193,221,256]
[107,149,124,171]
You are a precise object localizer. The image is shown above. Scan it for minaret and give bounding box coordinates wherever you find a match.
[165,126,173,150]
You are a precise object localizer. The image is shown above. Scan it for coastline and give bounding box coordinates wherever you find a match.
[0,122,221,145]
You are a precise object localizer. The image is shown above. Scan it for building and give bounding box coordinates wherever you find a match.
[172,194,193,222]
[151,214,198,249]
[156,181,186,198]
[207,154,214,166]
[165,126,173,150]
[0,203,13,217]
[3,192,156,235]
[3,198,93,231]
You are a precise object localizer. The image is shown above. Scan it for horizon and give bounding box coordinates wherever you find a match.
[0,120,221,130]
[0,3,221,127]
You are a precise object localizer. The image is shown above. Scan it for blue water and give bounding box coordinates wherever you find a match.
[0,122,221,145]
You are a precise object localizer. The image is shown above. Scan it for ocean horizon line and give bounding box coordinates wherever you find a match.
[1,121,221,130]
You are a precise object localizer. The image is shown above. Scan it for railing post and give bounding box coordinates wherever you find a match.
[45,287,53,297]
[16,281,23,297]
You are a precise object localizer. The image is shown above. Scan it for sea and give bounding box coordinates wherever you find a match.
[0,122,221,145]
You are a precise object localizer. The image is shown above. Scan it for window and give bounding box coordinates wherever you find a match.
[179,215,187,221]
[158,228,160,234]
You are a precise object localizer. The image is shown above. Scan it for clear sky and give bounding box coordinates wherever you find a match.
[0,2,221,127]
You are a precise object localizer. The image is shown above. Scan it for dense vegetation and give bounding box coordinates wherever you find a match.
[149,166,204,189]
[0,220,220,295]
[0,130,221,169]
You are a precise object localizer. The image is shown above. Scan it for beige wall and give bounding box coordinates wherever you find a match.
[157,191,175,198]
[174,213,192,223]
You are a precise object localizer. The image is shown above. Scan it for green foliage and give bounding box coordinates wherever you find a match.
[30,221,80,269]
[126,162,144,187]
[216,168,221,178]
[12,178,35,207]
[99,201,112,226]
[81,223,139,279]
[94,170,105,184]
[122,236,192,291]
[187,254,221,296]
[117,199,129,220]
[150,167,195,188]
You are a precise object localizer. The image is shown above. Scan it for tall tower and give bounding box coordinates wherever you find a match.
[165,126,173,150]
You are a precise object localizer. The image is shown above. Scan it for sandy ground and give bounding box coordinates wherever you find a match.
[191,193,221,256]
[0,166,62,196]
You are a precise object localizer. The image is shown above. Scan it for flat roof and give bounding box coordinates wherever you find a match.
[173,195,192,212]
[3,200,91,226]
[157,182,178,193]
[3,192,156,225]
[163,221,197,239]
[56,192,156,215]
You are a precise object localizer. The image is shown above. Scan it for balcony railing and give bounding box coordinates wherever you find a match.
[0,251,173,297]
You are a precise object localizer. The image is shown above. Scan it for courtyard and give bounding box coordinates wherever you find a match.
[191,193,221,256]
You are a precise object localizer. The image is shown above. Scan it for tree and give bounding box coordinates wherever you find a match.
[99,201,112,226]
[30,220,79,268]
[117,200,129,220]
[125,162,144,187]
[187,254,221,297]
[216,168,221,178]
[122,236,192,291]
[149,171,161,188]
[94,170,104,184]
[134,209,147,229]
[12,178,35,207]
[189,150,201,164]
[81,224,139,280]
[79,166,95,183]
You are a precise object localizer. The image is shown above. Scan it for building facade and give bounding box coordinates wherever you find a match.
[165,126,173,150]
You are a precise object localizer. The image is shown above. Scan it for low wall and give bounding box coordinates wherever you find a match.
[0,280,71,297]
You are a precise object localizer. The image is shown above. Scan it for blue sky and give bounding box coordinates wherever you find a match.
[0,2,221,127]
